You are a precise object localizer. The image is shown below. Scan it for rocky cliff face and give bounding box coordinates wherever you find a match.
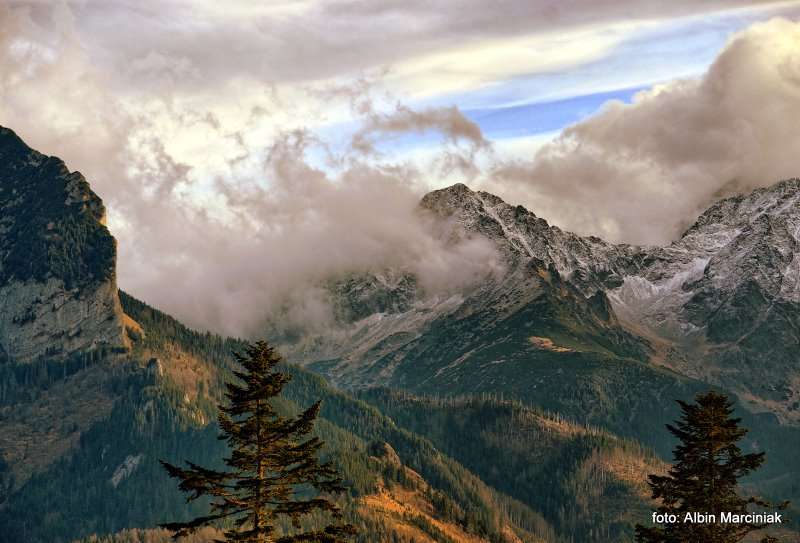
[0,126,127,363]
[417,183,639,290]
[609,179,800,420]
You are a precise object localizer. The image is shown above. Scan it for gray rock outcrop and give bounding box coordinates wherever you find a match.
[0,126,127,363]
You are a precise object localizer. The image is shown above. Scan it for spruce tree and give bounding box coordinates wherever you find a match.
[160,341,356,542]
[635,391,787,543]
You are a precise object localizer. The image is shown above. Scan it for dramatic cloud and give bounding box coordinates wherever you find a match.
[485,17,800,244]
[0,3,504,337]
[2,1,799,338]
[17,1,785,98]
[129,131,504,337]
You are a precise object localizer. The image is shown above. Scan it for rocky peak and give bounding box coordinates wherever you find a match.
[418,182,476,216]
[420,183,547,247]
[641,178,800,301]
[420,183,635,292]
[0,126,127,363]
[684,178,800,236]
[0,127,112,287]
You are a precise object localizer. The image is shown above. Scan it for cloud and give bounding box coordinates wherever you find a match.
[384,21,635,98]
[28,1,782,98]
[126,130,503,337]
[484,17,800,245]
[2,1,799,340]
[0,3,504,338]
[352,104,489,154]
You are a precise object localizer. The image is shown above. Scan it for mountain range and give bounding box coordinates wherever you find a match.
[287,179,800,425]
[0,126,797,543]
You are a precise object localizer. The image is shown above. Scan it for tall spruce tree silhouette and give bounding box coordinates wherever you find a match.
[160,341,356,542]
[635,391,788,543]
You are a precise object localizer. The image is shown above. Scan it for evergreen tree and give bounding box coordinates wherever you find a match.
[635,391,787,543]
[160,341,356,542]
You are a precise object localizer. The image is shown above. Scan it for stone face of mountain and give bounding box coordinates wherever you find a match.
[609,179,800,421]
[418,183,638,291]
[328,271,419,323]
[0,127,127,363]
[282,184,648,383]
[279,184,641,384]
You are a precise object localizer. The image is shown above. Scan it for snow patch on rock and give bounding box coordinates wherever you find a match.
[110,454,143,488]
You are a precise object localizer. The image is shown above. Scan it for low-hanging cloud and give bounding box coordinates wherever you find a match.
[485,17,800,245]
[157,131,504,337]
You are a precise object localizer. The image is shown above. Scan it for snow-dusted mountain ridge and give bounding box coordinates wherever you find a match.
[286,179,800,425]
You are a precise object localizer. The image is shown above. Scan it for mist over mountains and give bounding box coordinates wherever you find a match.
[3,122,798,429]
[270,178,800,430]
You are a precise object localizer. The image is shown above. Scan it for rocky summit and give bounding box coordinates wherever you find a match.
[0,126,128,363]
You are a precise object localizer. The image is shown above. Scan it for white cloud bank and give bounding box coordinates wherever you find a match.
[485,17,800,244]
